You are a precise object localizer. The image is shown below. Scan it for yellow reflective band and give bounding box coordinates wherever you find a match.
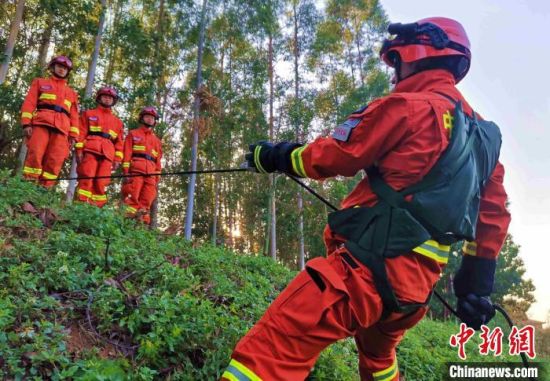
[463,241,477,256]
[92,194,107,201]
[133,145,146,151]
[75,142,84,149]
[254,146,268,174]
[39,93,56,101]
[412,239,450,264]
[64,99,72,109]
[70,127,79,135]
[221,371,240,381]
[109,130,118,138]
[89,126,102,132]
[152,149,158,157]
[22,112,34,119]
[115,151,124,159]
[373,358,398,381]
[122,162,130,168]
[23,166,42,175]
[77,189,92,199]
[443,110,454,135]
[41,171,58,180]
[125,205,137,214]
[291,145,308,178]
[225,359,262,381]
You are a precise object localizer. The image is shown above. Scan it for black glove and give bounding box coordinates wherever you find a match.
[245,141,302,174]
[456,294,496,330]
[453,254,497,330]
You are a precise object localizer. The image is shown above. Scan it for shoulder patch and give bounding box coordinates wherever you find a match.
[88,116,99,121]
[40,85,52,91]
[332,118,361,142]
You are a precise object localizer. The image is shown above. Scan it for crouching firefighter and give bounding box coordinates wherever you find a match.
[20,55,80,187]
[75,87,124,207]
[223,17,511,381]
[121,107,162,225]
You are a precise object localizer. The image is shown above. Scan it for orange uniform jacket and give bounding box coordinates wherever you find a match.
[122,126,162,177]
[290,69,511,301]
[76,107,124,162]
[20,77,80,138]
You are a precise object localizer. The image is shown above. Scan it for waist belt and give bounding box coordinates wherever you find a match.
[89,131,112,139]
[133,153,156,162]
[37,104,70,118]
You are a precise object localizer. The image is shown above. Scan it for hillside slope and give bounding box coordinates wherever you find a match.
[0,172,546,380]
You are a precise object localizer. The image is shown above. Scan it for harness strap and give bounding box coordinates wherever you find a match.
[36,104,71,118]
[133,153,157,162]
[88,131,112,140]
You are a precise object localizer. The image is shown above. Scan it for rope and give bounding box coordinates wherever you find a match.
[55,167,247,181]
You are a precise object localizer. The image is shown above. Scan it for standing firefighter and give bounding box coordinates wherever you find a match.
[20,55,80,186]
[75,87,124,207]
[224,17,511,380]
[121,107,162,225]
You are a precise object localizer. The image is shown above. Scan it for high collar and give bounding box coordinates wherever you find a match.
[97,105,113,114]
[138,125,153,133]
[393,69,456,93]
[50,75,68,84]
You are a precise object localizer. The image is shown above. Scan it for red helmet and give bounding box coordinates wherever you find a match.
[139,106,159,124]
[380,17,471,82]
[48,55,73,71]
[95,86,119,106]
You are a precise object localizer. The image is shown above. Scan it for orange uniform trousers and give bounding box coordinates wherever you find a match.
[23,126,70,187]
[223,249,433,381]
[121,175,158,224]
[76,153,114,207]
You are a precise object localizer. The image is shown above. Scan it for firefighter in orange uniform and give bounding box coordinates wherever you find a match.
[121,107,162,225]
[223,17,511,380]
[75,87,124,207]
[20,55,80,187]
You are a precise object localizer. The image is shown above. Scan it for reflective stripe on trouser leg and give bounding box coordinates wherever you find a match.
[24,126,51,180]
[222,359,262,381]
[76,153,98,202]
[40,129,70,187]
[122,175,143,217]
[93,157,113,207]
[228,254,362,380]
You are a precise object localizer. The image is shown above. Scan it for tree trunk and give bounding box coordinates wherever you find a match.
[0,0,25,84]
[105,0,122,84]
[267,33,277,260]
[292,1,306,270]
[212,173,219,245]
[37,12,54,69]
[184,0,207,240]
[66,0,107,202]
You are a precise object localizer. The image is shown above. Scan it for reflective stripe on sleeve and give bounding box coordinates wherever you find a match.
[291,145,308,178]
[115,151,124,159]
[412,239,450,264]
[152,149,158,157]
[108,130,118,138]
[122,162,130,168]
[75,142,84,149]
[69,127,79,135]
[64,99,72,109]
[22,112,34,119]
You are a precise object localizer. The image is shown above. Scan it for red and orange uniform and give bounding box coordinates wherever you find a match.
[20,76,80,186]
[75,106,124,207]
[121,125,162,224]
